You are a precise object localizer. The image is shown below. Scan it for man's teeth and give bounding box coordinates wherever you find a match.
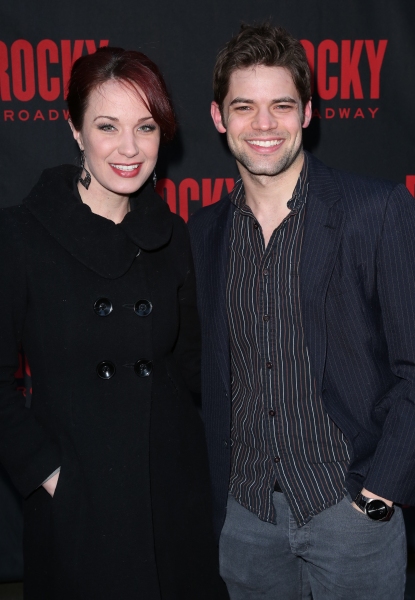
[247,140,283,147]
[111,164,139,171]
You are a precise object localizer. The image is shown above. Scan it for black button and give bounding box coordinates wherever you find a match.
[263,269,269,276]
[134,359,153,377]
[269,409,275,417]
[266,361,273,369]
[263,314,270,322]
[94,298,113,317]
[274,456,280,463]
[97,361,115,379]
[253,223,259,230]
[134,300,152,317]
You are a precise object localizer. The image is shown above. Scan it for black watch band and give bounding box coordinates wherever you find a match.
[354,492,394,521]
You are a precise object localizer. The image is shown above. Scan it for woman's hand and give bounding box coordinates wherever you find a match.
[42,471,60,497]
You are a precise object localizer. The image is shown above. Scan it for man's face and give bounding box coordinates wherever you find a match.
[211,65,311,180]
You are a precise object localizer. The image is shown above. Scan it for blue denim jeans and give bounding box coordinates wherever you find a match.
[219,492,406,599]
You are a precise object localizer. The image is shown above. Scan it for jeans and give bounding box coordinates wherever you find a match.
[219,492,406,599]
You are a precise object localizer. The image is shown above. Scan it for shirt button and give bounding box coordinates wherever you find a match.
[263,315,270,322]
[253,223,259,230]
[266,361,273,369]
[274,456,281,463]
[263,269,269,276]
[269,410,275,417]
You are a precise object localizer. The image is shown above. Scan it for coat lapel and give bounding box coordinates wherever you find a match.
[300,154,345,389]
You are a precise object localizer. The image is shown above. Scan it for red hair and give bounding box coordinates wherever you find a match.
[66,47,176,141]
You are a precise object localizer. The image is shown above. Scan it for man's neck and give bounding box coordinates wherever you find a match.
[237,151,304,248]
[240,151,304,215]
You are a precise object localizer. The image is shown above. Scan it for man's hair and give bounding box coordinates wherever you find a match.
[213,23,311,118]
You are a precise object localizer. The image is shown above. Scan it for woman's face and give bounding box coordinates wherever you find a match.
[70,79,160,201]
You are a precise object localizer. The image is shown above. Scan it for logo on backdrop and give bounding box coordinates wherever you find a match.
[0,39,109,121]
[156,177,235,221]
[406,176,415,197]
[1,37,387,124]
[301,39,387,120]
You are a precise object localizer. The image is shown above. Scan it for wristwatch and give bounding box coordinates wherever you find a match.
[354,492,394,521]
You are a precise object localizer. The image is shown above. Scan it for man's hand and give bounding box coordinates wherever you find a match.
[352,487,393,513]
[42,471,60,497]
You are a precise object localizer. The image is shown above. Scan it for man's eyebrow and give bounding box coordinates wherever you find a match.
[272,96,298,104]
[229,96,298,107]
[229,98,254,106]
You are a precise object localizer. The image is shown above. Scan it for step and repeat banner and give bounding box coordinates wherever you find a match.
[0,0,414,581]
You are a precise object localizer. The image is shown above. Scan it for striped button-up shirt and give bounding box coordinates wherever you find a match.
[226,155,351,525]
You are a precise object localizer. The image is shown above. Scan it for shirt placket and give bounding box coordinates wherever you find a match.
[256,223,288,483]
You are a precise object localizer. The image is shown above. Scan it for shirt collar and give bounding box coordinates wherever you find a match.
[229,151,309,213]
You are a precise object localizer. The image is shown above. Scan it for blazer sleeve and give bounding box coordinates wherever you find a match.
[0,209,61,498]
[363,183,415,503]
[172,217,201,396]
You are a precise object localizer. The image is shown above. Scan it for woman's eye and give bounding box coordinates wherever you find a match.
[98,124,116,132]
[139,124,157,132]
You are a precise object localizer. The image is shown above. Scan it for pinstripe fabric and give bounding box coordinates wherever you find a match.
[227,158,350,525]
[189,153,415,540]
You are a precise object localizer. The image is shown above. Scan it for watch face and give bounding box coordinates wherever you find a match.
[366,499,388,520]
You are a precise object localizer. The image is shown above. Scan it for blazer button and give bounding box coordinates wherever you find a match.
[97,361,116,379]
[134,299,152,317]
[94,298,113,317]
[134,359,153,377]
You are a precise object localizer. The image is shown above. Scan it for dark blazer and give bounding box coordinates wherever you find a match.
[189,152,415,539]
[0,165,227,600]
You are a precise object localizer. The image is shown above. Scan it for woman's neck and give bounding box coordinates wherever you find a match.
[77,182,130,224]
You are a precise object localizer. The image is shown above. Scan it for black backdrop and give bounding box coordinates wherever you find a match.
[0,0,414,581]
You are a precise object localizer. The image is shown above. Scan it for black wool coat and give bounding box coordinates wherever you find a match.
[0,166,227,599]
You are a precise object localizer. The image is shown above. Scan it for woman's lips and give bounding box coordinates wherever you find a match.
[110,163,142,178]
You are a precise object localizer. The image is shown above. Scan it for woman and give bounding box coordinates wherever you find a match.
[0,47,227,599]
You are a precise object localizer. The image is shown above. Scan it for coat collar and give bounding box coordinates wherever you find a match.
[24,165,173,279]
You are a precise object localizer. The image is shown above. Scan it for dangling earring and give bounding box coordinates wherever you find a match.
[79,149,91,190]
[152,169,157,190]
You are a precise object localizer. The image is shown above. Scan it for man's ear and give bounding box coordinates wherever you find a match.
[302,99,312,129]
[211,101,227,133]
[68,119,83,149]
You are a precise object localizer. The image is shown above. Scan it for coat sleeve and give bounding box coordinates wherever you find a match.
[363,183,415,503]
[0,209,61,498]
[172,217,201,396]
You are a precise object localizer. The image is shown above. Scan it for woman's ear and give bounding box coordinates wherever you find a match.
[68,119,83,150]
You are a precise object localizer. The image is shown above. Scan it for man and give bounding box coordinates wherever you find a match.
[188,23,414,599]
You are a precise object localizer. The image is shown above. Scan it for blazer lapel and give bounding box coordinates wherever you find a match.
[300,155,345,389]
[204,198,235,398]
